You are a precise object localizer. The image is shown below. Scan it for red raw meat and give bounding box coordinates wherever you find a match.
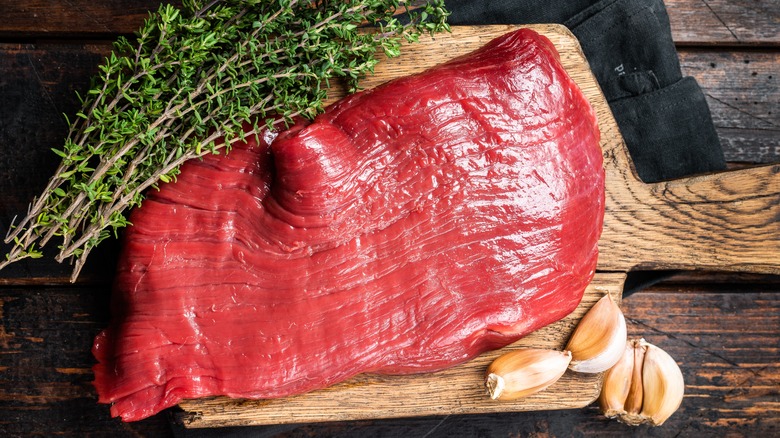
[93,28,604,421]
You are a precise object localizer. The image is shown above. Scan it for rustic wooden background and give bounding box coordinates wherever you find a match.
[0,0,778,436]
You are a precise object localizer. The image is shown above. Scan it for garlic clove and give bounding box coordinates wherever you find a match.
[618,339,649,426]
[566,293,627,373]
[598,340,634,418]
[640,341,685,426]
[485,348,572,401]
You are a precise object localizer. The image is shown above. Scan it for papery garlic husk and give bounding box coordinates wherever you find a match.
[598,339,685,427]
[485,348,572,401]
[566,293,627,373]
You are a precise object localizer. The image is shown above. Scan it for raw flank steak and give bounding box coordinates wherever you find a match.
[93,29,604,421]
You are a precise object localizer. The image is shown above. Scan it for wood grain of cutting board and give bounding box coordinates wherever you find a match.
[176,24,780,428]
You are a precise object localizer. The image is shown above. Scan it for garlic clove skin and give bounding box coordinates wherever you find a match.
[640,342,685,426]
[598,340,634,418]
[566,293,627,373]
[485,349,572,401]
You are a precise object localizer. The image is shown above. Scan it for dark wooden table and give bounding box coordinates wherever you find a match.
[1,1,778,436]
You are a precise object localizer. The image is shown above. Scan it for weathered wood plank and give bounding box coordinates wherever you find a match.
[0,288,171,436]
[0,43,103,216]
[0,284,777,436]
[0,1,778,46]
[665,0,780,46]
[620,289,780,435]
[0,0,170,39]
[679,49,779,164]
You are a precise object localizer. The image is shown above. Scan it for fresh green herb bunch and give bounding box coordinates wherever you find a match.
[2,0,449,280]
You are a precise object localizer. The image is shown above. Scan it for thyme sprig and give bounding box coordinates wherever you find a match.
[2,0,449,281]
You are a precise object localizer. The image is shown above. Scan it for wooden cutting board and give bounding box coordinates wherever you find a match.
[175,24,780,428]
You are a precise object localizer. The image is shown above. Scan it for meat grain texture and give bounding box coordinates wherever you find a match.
[92,29,604,421]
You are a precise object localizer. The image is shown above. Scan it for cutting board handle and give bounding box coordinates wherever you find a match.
[598,155,780,274]
[549,22,780,276]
